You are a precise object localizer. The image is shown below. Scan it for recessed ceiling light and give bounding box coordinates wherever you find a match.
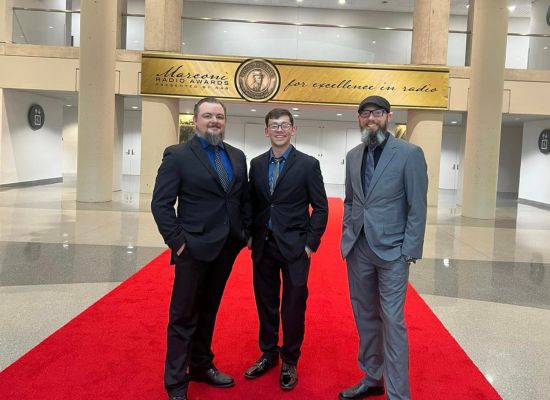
[336,113,343,116]
[297,0,303,3]
[293,114,300,117]
[508,5,516,12]
[182,42,186,45]
[465,4,470,9]
[372,40,376,44]
[544,46,549,50]
[48,26,54,29]
[292,107,300,111]
[339,0,346,4]
[250,109,256,112]
[65,104,72,107]
[131,106,138,109]
[451,121,457,124]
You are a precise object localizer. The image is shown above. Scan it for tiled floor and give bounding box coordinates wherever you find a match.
[1,178,549,399]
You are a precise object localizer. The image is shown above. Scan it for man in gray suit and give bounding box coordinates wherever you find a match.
[339,96,428,400]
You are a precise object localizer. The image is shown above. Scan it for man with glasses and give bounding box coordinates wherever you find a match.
[245,108,328,390]
[151,97,251,400]
[339,96,428,400]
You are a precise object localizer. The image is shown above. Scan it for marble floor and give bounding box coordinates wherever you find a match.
[1,177,549,400]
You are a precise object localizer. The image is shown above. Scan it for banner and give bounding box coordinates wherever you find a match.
[141,53,449,110]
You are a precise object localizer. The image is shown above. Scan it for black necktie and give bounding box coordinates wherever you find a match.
[213,146,230,192]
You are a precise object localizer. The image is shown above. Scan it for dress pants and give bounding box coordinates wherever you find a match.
[253,234,310,365]
[346,232,411,400]
[164,238,241,396]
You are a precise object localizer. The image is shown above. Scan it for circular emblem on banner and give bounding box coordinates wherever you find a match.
[539,129,550,155]
[28,104,45,131]
[235,59,280,102]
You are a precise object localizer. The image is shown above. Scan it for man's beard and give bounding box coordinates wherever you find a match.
[198,128,224,146]
[361,127,386,145]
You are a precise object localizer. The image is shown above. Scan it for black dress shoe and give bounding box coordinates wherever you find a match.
[168,394,187,400]
[279,362,298,390]
[338,382,385,399]
[189,367,235,388]
[244,356,279,379]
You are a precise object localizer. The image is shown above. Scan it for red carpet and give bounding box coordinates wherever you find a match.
[0,199,501,399]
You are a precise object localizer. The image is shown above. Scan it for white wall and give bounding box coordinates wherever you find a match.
[62,105,78,174]
[497,126,522,193]
[1,90,63,185]
[519,120,550,205]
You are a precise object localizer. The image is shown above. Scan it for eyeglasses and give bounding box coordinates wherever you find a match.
[359,109,386,118]
[268,122,293,131]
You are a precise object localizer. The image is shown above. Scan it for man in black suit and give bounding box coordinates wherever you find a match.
[151,97,251,400]
[244,108,328,390]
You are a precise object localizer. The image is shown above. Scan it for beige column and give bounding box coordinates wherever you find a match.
[462,0,508,219]
[139,0,182,194]
[0,0,14,43]
[76,1,117,202]
[406,0,450,206]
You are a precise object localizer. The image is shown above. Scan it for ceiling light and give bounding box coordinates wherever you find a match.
[465,4,470,9]
[372,41,376,44]
[293,114,300,117]
[508,5,516,12]
[65,104,72,107]
[336,113,343,116]
[131,106,138,109]
[544,46,549,50]
[292,107,300,111]
[451,121,457,124]
[250,109,256,112]
[297,0,303,2]
[339,0,346,4]
[48,26,54,29]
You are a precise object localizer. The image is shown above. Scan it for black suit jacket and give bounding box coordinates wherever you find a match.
[249,147,328,263]
[151,135,251,263]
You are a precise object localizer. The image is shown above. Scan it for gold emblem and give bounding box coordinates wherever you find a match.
[235,59,280,102]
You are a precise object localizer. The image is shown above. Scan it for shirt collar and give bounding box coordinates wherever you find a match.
[196,134,225,150]
[270,144,293,161]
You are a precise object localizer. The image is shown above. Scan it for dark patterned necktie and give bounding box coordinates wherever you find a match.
[364,143,377,196]
[213,146,230,192]
[270,157,282,194]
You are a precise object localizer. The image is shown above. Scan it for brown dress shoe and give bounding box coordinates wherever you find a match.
[244,356,279,379]
[279,362,298,390]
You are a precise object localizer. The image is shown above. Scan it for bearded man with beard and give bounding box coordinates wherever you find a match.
[151,97,251,400]
[339,96,428,400]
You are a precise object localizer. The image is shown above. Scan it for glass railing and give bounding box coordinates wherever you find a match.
[10,8,550,70]
[12,8,79,47]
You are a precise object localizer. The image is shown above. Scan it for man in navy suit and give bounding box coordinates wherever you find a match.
[244,108,328,390]
[339,96,428,400]
[151,97,251,400]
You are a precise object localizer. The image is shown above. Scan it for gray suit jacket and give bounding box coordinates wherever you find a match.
[341,133,428,261]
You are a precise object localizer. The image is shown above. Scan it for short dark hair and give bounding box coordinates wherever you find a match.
[264,108,294,127]
[193,97,227,117]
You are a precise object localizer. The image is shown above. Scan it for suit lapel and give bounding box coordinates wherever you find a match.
[257,151,271,197]
[351,144,366,202]
[365,134,397,199]
[225,144,239,192]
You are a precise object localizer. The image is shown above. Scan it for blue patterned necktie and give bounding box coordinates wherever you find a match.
[364,143,377,196]
[213,146,230,192]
